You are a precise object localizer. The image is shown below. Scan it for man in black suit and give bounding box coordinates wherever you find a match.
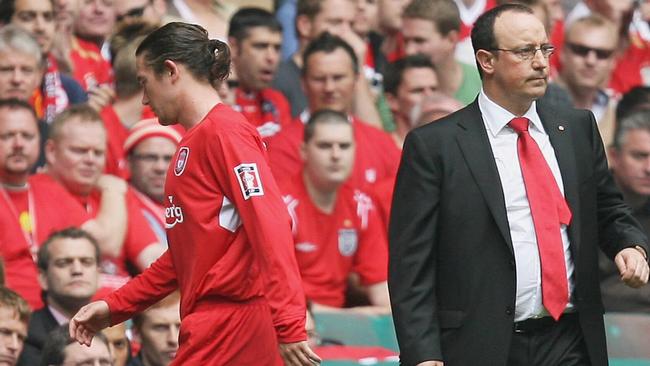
[388,4,650,366]
[18,228,100,366]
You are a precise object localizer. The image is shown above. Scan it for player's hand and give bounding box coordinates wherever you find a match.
[279,341,321,366]
[87,84,115,112]
[615,247,649,288]
[69,301,111,346]
[96,174,127,195]
[417,361,444,366]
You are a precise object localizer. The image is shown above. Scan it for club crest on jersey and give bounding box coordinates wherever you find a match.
[234,163,264,200]
[338,229,358,257]
[174,147,189,176]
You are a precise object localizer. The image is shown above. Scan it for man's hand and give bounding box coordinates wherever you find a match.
[615,247,649,288]
[87,84,115,112]
[279,341,321,366]
[69,301,111,346]
[96,174,127,195]
[417,361,444,366]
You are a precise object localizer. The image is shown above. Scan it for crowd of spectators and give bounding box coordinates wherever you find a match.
[0,0,650,364]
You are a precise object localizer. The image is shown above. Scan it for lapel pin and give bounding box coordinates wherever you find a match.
[558,125,565,131]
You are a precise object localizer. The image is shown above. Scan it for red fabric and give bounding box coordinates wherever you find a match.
[104,104,307,359]
[100,106,130,179]
[609,39,650,95]
[234,88,292,139]
[267,116,400,190]
[385,32,405,63]
[69,36,113,90]
[0,176,92,309]
[549,20,565,77]
[281,176,388,307]
[509,118,571,320]
[457,0,496,40]
[369,177,396,231]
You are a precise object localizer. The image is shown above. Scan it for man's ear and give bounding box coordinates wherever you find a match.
[475,49,495,76]
[163,60,181,82]
[38,270,48,292]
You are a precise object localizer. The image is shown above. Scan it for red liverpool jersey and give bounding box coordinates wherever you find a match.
[104,104,306,359]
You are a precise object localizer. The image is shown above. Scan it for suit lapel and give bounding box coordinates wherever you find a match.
[537,102,581,251]
[456,102,514,256]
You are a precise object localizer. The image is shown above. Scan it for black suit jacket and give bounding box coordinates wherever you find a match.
[17,307,59,366]
[388,99,649,366]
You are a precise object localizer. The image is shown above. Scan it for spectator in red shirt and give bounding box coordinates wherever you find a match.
[268,32,400,190]
[228,8,292,139]
[124,118,182,245]
[282,109,390,314]
[0,99,125,309]
[43,105,164,292]
[0,287,30,366]
[69,22,317,366]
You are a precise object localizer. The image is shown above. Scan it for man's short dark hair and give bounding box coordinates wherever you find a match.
[228,7,282,42]
[616,87,650,123]
[302,32,359,76]
[402,0,461,36]
[471,3,534,77]
[37,227,101,271]
[0,98,38,120]
[304,109,350,142]
[384,55,436,95]
[40,324,109,366]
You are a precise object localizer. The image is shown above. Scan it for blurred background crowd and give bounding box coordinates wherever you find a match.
[1,0,650,365]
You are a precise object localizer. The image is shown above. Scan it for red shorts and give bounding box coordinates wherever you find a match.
[172,297,283,365]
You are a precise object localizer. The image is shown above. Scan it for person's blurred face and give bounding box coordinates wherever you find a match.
[301,121,355,189]
[129,137,177,203]
[46,118,106,195]
[232,27,282,92]
[137,303,180,366]
[63,339,112,366]
[587,0,634,24]
[353,0,378,36]
[39,237,99,311]
[11,0,56,53]
[102,323,129,366]
[74,0,115,41]
[53,0,77,33]
[114,0,163,24]
[0,50,42,101]
[0,306,27,366]
[402,18,454,66]
[377,0,408,33]
[305,0,355,40]
[560,23,617,93]
[303,49,357,113]
[136,56,177,126]
[387,66,438,127]
[0,107,39,184]
[610,129,650,196]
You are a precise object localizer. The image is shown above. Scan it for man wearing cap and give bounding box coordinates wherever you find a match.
[125,118,182,245]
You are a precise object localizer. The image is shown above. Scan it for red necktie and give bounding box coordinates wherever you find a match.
[509,117,572,320]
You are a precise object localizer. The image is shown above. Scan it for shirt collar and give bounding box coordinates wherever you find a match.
[478,88,545,137]
[48,305,70,325]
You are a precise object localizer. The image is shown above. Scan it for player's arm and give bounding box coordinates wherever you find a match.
[70,250,177,345]
[81,175,128,258]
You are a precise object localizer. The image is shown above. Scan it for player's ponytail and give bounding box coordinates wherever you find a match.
[208,39,231,84]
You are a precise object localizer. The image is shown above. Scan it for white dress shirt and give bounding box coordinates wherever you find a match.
[478,90,575,321]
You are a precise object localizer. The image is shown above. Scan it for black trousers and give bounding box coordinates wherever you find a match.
[507,314,592,366]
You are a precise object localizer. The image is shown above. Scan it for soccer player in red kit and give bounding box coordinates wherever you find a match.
[69,22,320,366]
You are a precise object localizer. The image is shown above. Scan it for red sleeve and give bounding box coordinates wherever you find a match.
[266,121,304,189]
[123,189,159,265]
[207,124,306,343]
[104,250,177,325]
[351,191,389,286]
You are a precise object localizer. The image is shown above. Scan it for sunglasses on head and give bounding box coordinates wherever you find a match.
[565,42,614,60]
